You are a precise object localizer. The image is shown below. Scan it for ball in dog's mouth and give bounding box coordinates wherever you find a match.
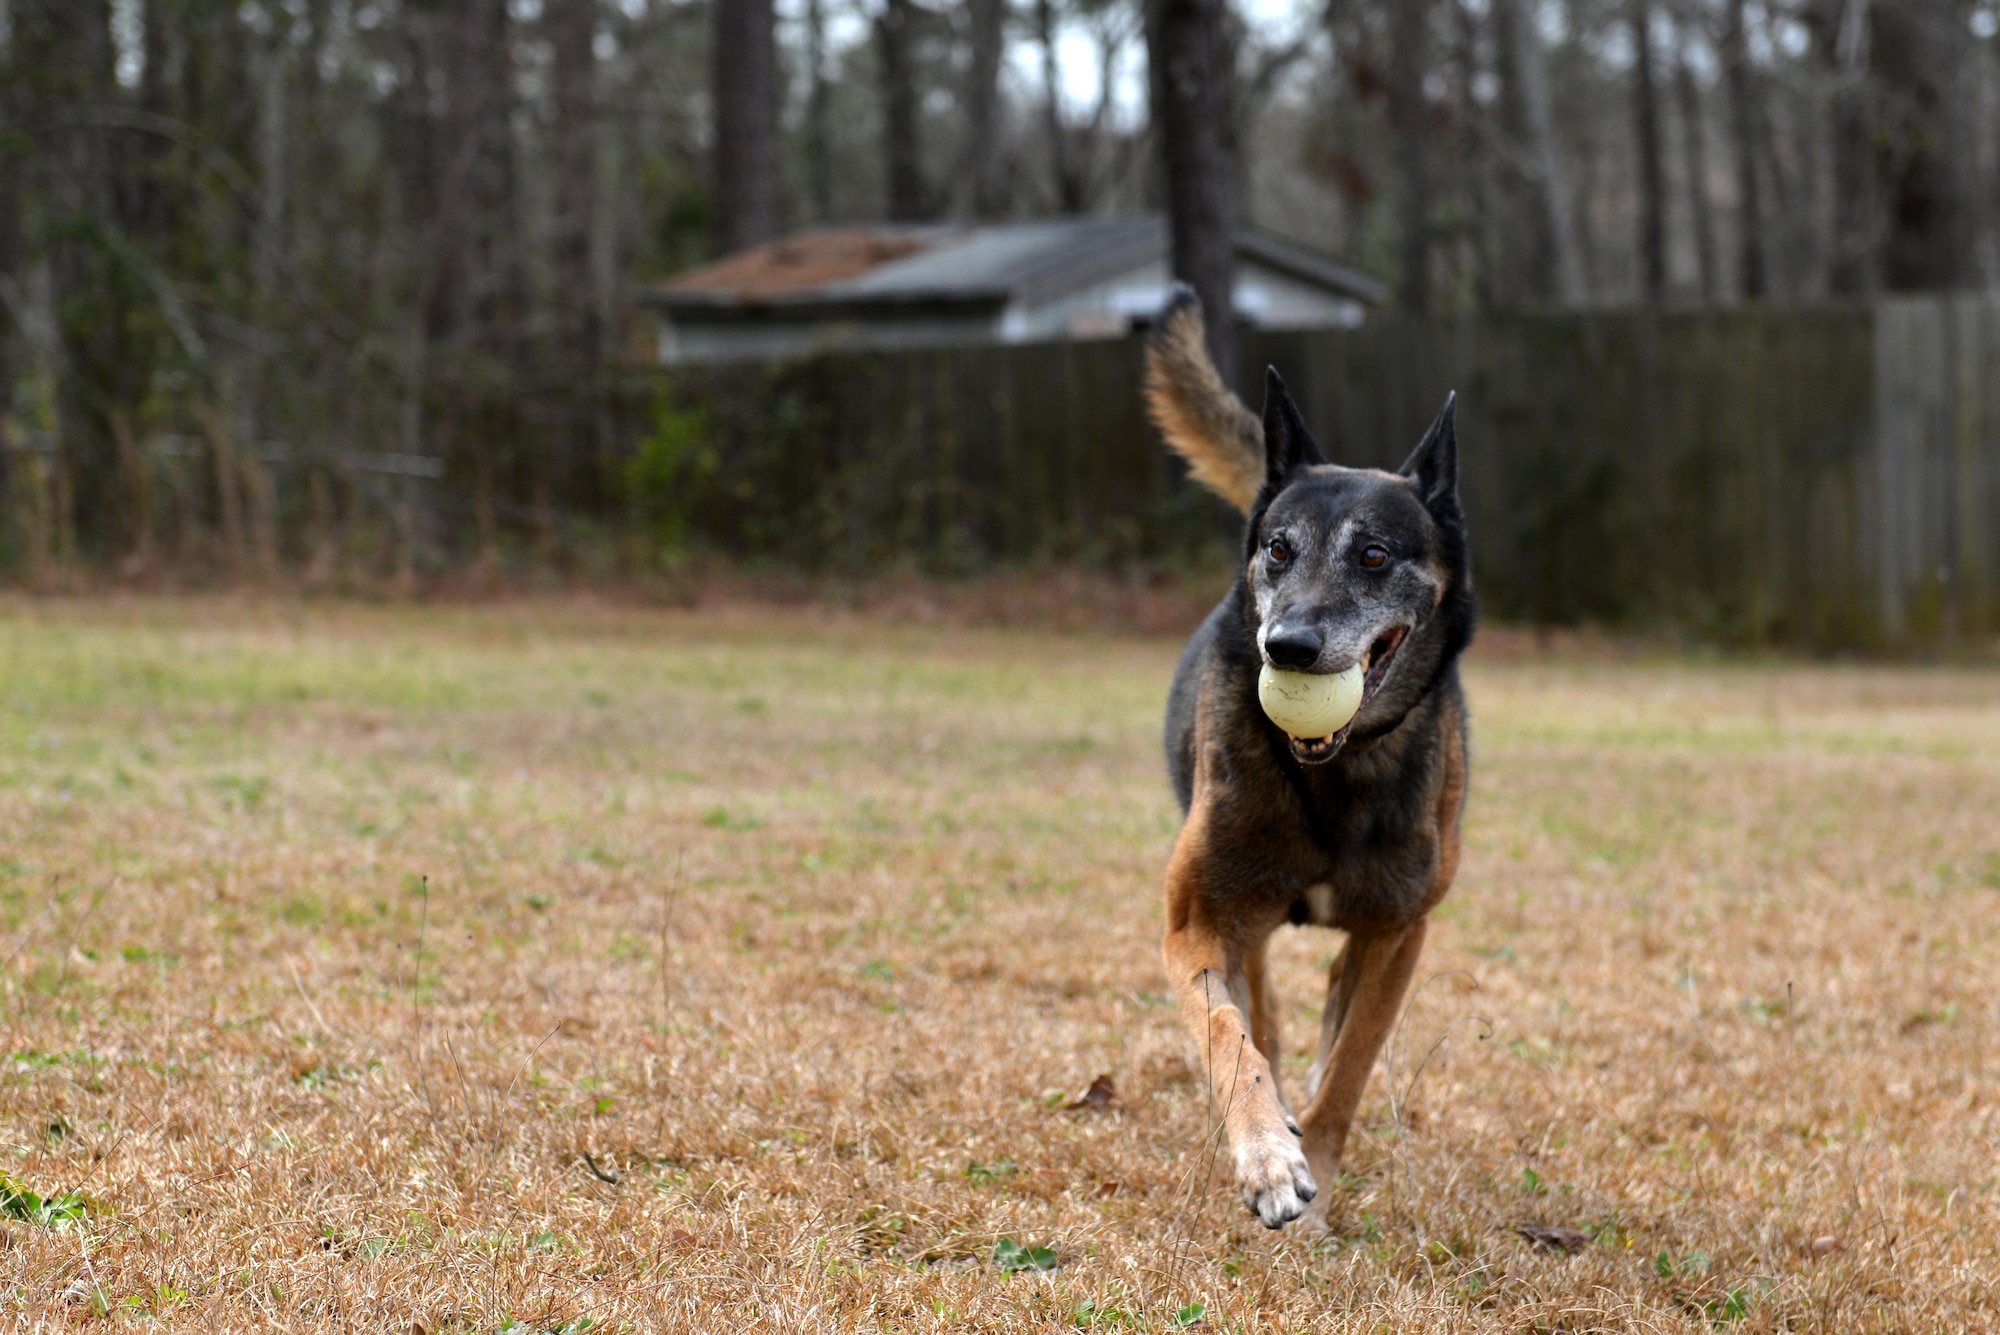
[1258,662,1364,740]
[1258,627,1409,762]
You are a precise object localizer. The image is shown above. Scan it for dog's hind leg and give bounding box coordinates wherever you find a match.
[1241,935,1298,1129]
[1295,919,1429,1194]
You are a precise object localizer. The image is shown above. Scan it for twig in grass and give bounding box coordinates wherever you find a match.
[1784,978,1796,1132]
[50,1109,170,1222]
[1679,953,1719,1063]
[1381,968,1490,1245]
[660,852,682,1034]
[403,875,436,1119]
[654,852,682,1149]
[443,1030,475,1116]
[582,1151,621,1185]
[49,881,102,999]
[408,874,430,1033]
[0,891,62,977]
[502,1021,565,1105]
[286,955,335,1041]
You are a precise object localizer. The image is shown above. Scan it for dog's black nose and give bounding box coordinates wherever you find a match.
[1263,625,1322,669]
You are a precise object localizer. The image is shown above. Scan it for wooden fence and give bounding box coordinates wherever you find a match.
[5,298,1994,646]
[669,297,2000,646]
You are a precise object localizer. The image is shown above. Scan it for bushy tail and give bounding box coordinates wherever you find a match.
[1143,287,1264,515]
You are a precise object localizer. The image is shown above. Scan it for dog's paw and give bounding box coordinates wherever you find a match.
[1235,1133,1317,1229]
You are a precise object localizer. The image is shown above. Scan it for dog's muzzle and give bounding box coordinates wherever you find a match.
[1286,625,1409,764]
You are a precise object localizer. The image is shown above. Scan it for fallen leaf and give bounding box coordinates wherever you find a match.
[1809,1235,1842,1257]
[1065,1074,1115,1111]
[992,1236,1058,1273]
[1516,1224,1590,1255]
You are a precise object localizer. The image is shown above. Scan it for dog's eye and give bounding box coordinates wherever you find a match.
[1360,545,1389,569]
[1267,537,1292,564]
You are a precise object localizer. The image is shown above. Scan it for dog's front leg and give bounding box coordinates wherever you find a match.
[1296,918,1429,1191]
[1161,818,1315,1229]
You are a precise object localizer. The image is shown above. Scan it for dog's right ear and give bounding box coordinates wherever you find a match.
[1259,367,1324,494]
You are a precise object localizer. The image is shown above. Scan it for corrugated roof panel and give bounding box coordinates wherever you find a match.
[644,215,1384,311]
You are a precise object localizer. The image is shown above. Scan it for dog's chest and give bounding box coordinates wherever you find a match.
[1284,864,1427,930]
[1297,882,1340,926]
[1274,803,1438,930]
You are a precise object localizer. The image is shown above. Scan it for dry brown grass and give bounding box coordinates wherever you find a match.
[0,596,1996,1332]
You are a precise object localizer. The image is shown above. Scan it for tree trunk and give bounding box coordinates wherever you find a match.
[0,37,20,518]
[1871,0,1979,290]
[965,0,1009,217]
[1671,20,1721,303]
[1631,0,1667,301]
[1755,65,1806,296]
[237,30,289,580]
[878,0,928,220]
[1453,0,1497,309]
[437,0,518,572]
[1721,0,1768,299]
[805,0,836,220]
[1488,0,1544,304]
[1146,0,1239,379]
[713,0,779,251]
[18,0,126,558]
[1389,0,1431,312]
[549,0,599,550]
[1036,0,1084,213]
[1814,0,1874,294]
[1502,0,1587,305]
[551,0,599,357]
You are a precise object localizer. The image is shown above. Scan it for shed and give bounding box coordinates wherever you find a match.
[642,214,1387,365]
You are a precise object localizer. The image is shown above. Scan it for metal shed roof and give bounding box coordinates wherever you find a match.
[649,214,1387,313]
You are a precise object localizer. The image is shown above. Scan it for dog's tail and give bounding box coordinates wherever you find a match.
[1143,286,1265,515]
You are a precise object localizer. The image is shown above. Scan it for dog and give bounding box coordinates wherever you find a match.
[1143,288,1474,1230]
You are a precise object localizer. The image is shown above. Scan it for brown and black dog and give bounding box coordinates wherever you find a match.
[1144,289,1473,1230]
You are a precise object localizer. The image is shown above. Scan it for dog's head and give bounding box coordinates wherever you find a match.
[1241,368,1473,765]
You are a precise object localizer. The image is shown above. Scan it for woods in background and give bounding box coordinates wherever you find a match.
[2,0,1999,579]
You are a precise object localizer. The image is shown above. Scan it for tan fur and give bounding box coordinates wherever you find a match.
[1143,298,1265,514]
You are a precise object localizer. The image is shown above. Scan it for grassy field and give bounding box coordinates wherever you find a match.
[0,597,1996,1332]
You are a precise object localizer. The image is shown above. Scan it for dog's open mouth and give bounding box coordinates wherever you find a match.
[1287,625,1410,764]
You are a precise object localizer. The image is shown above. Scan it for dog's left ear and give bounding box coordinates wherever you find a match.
[1399,392,1459,518]
[1260,367,1326,492]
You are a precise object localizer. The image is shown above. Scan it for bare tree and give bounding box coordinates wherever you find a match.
[1671,11,1721,302]
[713,0,779,251]
[805,0,837,220]
[1871,0,1980,290]
[548,0,600,549]
[1809,0,1875,295]
[17,0,122,555]
[965,0,1011,216]
[1389,0,1432,311]
[431,0,520,565]
[1035,0,1083,212]
[551,0,600,362]
[1721,0,1768,298]
[1631,0,1667,301]
[1487,0,1545,304]
[879,0,929,220]
[0,27,22,488]
[1502,0,1587,305]
[1147,0,1240,378]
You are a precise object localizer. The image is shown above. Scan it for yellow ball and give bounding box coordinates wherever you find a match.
[1256,663,1365,739]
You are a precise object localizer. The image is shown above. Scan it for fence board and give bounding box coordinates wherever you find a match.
[656,298,2000,646]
